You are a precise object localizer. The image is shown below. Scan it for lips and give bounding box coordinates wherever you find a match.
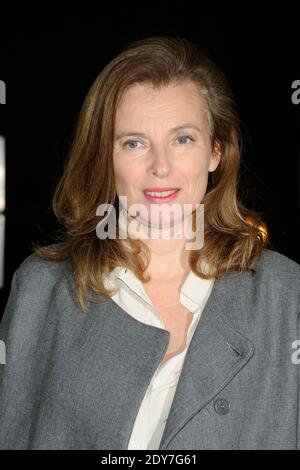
[143,187,180,192]
[143,188,181,203]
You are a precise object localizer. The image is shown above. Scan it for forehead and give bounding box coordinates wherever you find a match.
[115,81,207,123]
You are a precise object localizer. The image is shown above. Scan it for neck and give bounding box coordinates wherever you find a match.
[145,238,190,281]
[126,213,191,282]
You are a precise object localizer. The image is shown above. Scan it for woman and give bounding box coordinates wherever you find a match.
[0,35,299,450]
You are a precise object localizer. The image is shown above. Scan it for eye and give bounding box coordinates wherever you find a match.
[176,135,195,145]
[123,139,142,150]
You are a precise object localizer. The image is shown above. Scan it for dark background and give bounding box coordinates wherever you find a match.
[0,3,299,315]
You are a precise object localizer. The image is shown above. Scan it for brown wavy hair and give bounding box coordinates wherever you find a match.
[32,34,269,312]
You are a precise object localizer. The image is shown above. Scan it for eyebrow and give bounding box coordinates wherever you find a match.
[114,124,201,140]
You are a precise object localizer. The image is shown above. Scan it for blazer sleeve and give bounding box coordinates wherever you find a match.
[298,309,300,450]
[0,268,28,448]
[0,256,62,449]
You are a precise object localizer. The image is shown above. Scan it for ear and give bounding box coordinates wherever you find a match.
[208,141,222,172]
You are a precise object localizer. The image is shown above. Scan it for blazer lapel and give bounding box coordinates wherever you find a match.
[158,271,255,450]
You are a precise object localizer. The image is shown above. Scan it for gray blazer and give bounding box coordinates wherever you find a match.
[0,246,299,450]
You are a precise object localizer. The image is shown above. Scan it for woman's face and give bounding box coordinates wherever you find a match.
[113,80,221,233]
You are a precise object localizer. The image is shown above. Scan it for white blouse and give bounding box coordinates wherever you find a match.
[103,263,215,450]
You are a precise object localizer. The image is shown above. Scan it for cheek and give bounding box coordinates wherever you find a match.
[113,163,127,192]
[113,161,140,193]
[182,163,209,198]
[184,161,207,184]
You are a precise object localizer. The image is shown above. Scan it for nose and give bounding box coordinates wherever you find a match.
[148,147,172,178]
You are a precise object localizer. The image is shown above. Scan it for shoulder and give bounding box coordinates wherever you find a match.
[251,248,300,295]
[13,244,69,292]
[255,247,300,278]
[220,247,300,290]
[217,248,300,337]
[0,244,75,340]
[218,247,300,322]
[244,248,300,322]
[5,243,74,315]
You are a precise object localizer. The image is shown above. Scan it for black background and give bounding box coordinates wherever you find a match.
[0,3,299,315]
